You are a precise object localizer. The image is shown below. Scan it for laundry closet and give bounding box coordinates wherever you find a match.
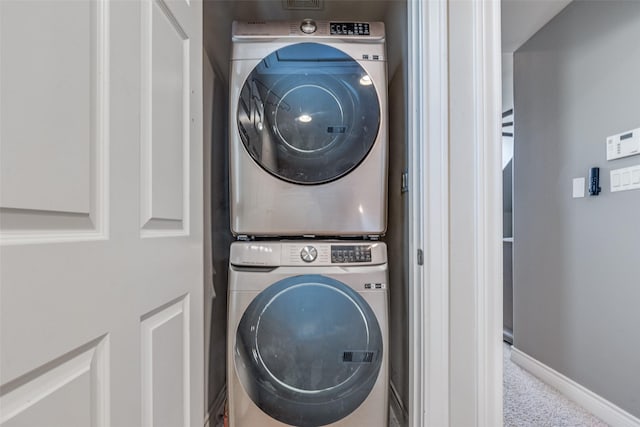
[202,1,410,426]
[0,0,504,425]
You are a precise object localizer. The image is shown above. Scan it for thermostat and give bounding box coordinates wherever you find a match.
[606,127,640,161]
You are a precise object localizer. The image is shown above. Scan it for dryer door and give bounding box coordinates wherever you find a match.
[237,42,381,185]
[235,274,383,427]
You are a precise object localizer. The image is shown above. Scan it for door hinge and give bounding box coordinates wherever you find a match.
[401,171,409,193]
[417,249,424,266]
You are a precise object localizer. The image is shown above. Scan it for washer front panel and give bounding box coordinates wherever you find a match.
[237,42,380,185]
[235,275,383,427]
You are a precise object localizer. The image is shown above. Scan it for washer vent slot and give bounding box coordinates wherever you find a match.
[342,351,375,363]
[282,0,324,10]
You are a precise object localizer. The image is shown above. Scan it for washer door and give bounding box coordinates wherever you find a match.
[237,43,381,185]
[235,275,383,427]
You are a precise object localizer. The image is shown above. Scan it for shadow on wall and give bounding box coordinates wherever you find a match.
[207,63,234,417]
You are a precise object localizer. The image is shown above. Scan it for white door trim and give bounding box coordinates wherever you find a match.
[407,0,450,426]
[408,0,503,425]
[471,0,504,426]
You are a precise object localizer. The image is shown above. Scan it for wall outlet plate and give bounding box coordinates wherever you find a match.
[606,127,640,161]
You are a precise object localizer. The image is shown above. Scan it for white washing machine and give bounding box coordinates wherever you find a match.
[227,241,389,427]
[230,20,388,237]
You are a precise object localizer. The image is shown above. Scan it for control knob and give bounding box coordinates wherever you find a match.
[300,19,317,34]
[300,245,318,263]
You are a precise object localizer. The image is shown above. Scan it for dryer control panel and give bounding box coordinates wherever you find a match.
[232,20,385,41]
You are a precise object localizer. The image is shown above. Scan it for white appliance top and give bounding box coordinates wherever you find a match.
[232,20,385,41]
[230,241,387,267]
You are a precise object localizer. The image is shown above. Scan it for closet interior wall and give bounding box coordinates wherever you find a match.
[202,1,409,423]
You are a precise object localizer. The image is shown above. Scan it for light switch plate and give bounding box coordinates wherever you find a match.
[610,164,640,192]
[606,127,640,161]
[572,177,585,198]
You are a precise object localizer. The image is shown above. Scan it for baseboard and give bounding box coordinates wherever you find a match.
[503,328,513,345]
[204,384,227,427]
[389,380,408,426]
[511,347,640,427]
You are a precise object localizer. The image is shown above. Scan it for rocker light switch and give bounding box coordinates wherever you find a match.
[610,164,640,193]
[572,177,585,198]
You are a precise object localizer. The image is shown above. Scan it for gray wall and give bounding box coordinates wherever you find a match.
[383,2,409,421]
[206,58,234,415]
[513,1,640,417]
[503,161,513,338]
[503,159,513,238]
[385,22,408,424]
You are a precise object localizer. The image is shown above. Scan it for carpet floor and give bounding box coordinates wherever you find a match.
[503,343,609,427]
[222,343,610,427]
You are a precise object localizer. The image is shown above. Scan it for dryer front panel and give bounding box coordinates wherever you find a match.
[234,274,383,427]
[237,43,380,185]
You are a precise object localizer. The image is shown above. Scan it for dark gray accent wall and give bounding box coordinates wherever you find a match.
[207,67,234,414]
[503,160,513,339]
[384,2,408,420]
[503,159,513,238]
[514,1,640,416]
[386,65,409,417]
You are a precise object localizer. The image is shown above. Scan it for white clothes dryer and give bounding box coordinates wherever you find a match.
[227,241,389,427]
[230,20,388,237]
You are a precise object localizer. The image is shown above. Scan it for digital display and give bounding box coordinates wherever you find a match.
[330,22,370,36]
[621,132,634,141]
[331,245,372,263]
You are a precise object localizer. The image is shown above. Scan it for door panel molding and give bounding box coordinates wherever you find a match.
[0,0,110,246]
[0,335,110,427]
[141,294,191,427]
[140,0,191,238]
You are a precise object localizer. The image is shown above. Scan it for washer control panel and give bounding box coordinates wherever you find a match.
[230,242,386,266]
[330,22,370,36]
[331,245,372,263]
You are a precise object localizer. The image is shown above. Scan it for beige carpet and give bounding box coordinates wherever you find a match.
[503,343,609,427]
[220,344,608,427]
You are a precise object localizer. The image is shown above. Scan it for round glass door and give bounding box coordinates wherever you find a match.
[237,43,381,184]
[235,275,383,427]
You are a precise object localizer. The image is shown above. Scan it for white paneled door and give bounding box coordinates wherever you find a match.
[0,0,204,426]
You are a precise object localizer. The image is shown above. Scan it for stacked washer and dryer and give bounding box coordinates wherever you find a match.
[227,19,390,427]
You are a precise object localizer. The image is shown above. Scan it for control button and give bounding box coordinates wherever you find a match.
[300,245,318,263]
[300,19,317,34]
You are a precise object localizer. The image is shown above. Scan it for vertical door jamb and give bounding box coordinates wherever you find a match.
[407,0,450,426]
[470,0,504,425]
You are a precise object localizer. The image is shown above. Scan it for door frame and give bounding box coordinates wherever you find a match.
[407,0,503,426]
[406,0,449,426]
